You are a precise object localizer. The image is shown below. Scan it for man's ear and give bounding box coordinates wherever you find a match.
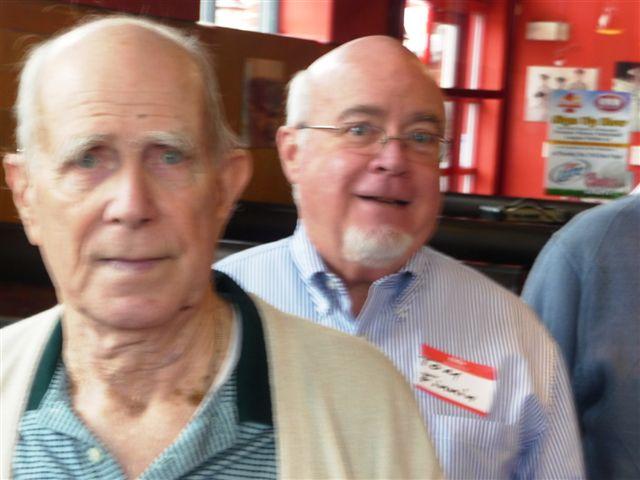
[276,126,302,184]
[3,153,41,246]
[214,148,253,222]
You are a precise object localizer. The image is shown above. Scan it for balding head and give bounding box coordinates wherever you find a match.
[15,16,236,164]
[287,36,444,127]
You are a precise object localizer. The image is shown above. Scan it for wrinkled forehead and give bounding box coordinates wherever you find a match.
[32,27,208,153]
[39,26,204,112]
[306,58,445,127]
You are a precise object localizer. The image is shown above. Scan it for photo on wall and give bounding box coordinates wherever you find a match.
[524,66,599,122]
[241,58,285,148]
[612,61,640,131]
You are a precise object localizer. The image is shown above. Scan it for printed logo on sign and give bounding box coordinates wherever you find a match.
[549,160,590,183]
[558,92,582,113]
[595,93,627,112]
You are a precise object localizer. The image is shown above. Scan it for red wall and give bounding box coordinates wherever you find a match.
[279,0,333,42]
[502,0,640,198]
[279,0,396,44]
[331,0,393,44]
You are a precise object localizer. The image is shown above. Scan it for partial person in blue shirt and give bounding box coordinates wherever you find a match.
[523,195,640,480]
[0,17,441,480]
[217,35,586,479]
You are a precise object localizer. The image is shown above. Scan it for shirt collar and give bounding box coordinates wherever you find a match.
[290,222,329,282]
[25,271,273,425]
[290,222,428,307]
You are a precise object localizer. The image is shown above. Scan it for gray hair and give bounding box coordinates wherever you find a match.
[14,15,238,163]
[285,69,311,127]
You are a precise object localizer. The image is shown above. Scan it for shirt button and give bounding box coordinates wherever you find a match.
[327,277,341,290]
[87,447,103,463]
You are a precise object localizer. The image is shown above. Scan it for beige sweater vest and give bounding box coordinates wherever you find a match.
[1,297,442,479]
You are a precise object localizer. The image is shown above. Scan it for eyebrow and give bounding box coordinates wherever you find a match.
[336,106,386,122]
[56,131,197,163]
[407,113,444,134]
[56,134,112,165]
[133,131,197,154]
[336,106,444,133]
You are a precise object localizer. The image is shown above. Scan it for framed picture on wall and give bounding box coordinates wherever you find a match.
[524,66,599,122]
[612,61,640,131]
[241,58,285,148]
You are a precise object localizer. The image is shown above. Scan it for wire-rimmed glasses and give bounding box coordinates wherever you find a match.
[296,122,449,162]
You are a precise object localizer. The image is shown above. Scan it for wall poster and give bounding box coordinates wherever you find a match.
[525,66,599,122]
[612,61,640,131]
[545,90,633,198]
[241,58,285,148]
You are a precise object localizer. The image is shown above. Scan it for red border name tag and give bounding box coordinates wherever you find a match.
[415,344,497,416]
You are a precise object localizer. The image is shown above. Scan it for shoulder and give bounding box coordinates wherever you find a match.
[216,238,292,270]
[553,197,638,248]
[213,237,291,280]
[422,247,554,342]
[532,197,639,272]
[254,296,409,383]
[1,307,60,400]
[216,238,300,295]
[1,306,61,349]
[423,246,533,309]
[1,307,61,373]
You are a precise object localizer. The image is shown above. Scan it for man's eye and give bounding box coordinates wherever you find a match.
[408,131,437,144]
[161,149,184,165]
[76,152,99,169]
[345,123,374,137]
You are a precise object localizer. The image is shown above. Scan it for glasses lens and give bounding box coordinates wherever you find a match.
[405,131,438,153]
[408,134,447,165]
[341,124,384,152]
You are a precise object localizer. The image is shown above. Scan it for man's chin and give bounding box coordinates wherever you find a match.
[68,296,191,331]
[341,226,414,269]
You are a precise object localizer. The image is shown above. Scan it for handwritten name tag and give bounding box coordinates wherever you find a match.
[415,344,497,416]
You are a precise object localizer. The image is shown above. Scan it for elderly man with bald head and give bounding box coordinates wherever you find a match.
[1,18,443,479]
[217,36,586,479]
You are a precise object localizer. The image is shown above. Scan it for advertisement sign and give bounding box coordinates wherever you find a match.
[612,61,640,132]
[546,90,632,198]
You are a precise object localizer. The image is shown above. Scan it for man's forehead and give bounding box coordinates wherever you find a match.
[40,26,201,97]
[32,28,208,154]
[305,39,443,123]
[38,37,203,120]
[335,105,443,128]
[307,68,444,125]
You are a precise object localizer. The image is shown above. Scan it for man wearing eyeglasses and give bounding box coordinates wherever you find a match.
[217,36,585,479]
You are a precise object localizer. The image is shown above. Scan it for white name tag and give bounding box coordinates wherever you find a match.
[415,344,497,416]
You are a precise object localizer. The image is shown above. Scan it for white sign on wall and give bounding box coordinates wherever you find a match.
[546,90,632,198]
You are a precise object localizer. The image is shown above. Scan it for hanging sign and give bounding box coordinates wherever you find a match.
[546,90,632,198]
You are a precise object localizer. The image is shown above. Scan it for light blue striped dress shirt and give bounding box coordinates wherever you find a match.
[216,224,586,480]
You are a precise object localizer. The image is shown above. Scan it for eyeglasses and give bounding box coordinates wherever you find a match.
[296,122,449,162]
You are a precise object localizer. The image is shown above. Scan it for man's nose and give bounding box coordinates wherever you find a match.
[368,137,410,175]
[102,165,157,228]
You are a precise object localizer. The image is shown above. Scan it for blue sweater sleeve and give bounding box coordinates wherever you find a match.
[522,236,581,373]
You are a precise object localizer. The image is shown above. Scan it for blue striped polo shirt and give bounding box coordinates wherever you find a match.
[12,273,276,480]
